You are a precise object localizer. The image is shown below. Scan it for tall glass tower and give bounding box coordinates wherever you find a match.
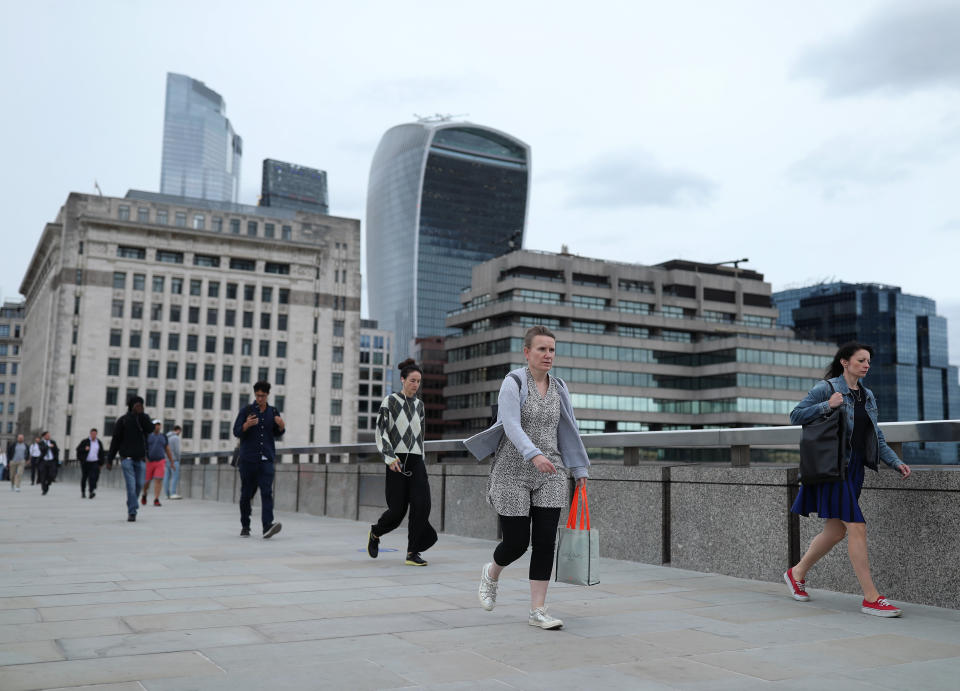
[160,73,242,203]
[366,121,530,372]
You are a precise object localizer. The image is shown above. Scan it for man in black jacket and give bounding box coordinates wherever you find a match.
[77,428,105,499]
[38,431,60,495]
[107,396,154,522]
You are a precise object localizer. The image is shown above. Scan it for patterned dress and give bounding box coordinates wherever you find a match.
[488,369,568,516]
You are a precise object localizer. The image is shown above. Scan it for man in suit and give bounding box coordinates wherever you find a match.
[77,428,105,498]
[38,431,60,495]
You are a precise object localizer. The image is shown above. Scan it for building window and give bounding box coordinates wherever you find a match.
[220,392,232,410]
[258,367,269,382]
[167,333,180,350]
[133,273,146,291]
[195,254,220,268]
[106,387,118,405]
[189,279,202,296]
[127,359,140,377]
[175,212,187,227]
[261,286,273,302]
[208,281,220,297]
[165,390,177,408]
[170,277,183,294]
[223,336,234,354]
[229,219,241,234]
[150,303,163,320]
[111,300,124,318]
[118,205,130,220]
[243,311,253,328]
[152,276,165,292]
[109,329,122,347]
[227,282,238,299]
[192,214,205,230]
[129,331,142,348]
[131,302,143,319]
[330,399,342,416]
[277,341,287,358]
[156,209,168,224]
[113,272,126,289]
[157,250,184,264]
[265,262,290,275]
[188,306,199,324]
[206,308,218,326]
[166,361,178,379]
[225,309,236,327]
[184,391,195,408]
[260,313,271,329]
[200,420,212,440]
[243,284,255,301]
[186,334,198,352]
[279,288,289,304]
[333,320,344,337]
[240,365,251,383]
[230,258,256,271]
[202,391,214,409]
[146,389,158,407]
[212,217,223,232]
[169,304,181,322]
[329,426,341,443]
[147,360,159,378]
[185,363,197,380]
[181,421,193,439]
[117,246,147,260]
[282,225,292,240]
[259,340,270,357]
[220,421,231,440]
[205,335,217,353]
[275,368,286,385]
[331,373,342,389]
[265,223,275,238]
[247,221,258,236]
[274,395,285,412]
[241,339,252,355]
[222,364,233,382]
[137,207,150,223]
[278,314,288,331]
[332,346,343,363]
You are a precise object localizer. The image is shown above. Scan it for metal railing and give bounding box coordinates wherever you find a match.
[182,419,960,467]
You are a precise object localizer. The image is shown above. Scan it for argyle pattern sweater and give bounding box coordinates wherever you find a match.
[376,393,425,464]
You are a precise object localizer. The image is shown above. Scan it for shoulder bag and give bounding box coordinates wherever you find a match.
[798,382,845,486]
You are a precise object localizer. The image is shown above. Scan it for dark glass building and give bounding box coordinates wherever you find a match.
[772,283,960,463]
[160,73,242,203]
[366,121,530,376]
[260,159,329,214]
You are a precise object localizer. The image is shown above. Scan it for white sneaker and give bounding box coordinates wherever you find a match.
[478,562,498,611]
[169,494,182,500]
[529,607,563,630]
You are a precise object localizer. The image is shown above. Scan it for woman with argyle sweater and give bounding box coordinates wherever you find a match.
[367,359,438,566]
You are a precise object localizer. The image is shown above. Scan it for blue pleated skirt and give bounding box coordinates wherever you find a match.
[791,450,866,523]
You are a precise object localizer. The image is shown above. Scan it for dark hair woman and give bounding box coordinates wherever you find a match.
[367,358,438,566]
[784,342,911,617]
[474,325,590,630]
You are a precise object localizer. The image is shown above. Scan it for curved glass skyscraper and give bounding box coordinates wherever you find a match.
[366,121,530,370]
[160,73,242,202]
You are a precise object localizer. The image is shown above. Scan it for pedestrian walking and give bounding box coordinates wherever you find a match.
[165,425,183,499]
[141,420,173,507]
[37,431,60,495]
[76,429,105,498]
[366,359,438,566]
[28,436,42,485]
[107,395,154,522]
[233,381,284,538]
[784,342,911,617]
[7,434,28,492]
[470,326,590,630]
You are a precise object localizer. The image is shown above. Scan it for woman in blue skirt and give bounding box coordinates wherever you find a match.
[784,342,911,617]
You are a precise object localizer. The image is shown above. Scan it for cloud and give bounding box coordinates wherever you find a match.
[787,122,960,198]
[793,2,960,97]
[942,219,960,231]
[565,151,717,209]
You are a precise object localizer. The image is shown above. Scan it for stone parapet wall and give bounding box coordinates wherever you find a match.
[55,460,960,609]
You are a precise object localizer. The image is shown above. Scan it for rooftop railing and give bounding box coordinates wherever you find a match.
[182,419,960,467]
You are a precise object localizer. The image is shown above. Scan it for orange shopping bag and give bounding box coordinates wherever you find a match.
[554,485,599,585]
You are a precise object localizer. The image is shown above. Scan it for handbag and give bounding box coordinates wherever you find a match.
[554,485,600,586]
[798,382,845,486]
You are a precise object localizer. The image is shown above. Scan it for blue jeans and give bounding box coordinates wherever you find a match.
[164,459,180,497]
[238,458,275,532]
[121,458,145,515]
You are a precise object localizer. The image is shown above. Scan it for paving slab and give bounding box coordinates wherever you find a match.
[2,484,959,690]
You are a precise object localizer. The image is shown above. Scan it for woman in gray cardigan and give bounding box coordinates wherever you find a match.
[471,325,590,630]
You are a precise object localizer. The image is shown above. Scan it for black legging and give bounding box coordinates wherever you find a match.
[372,454,438,554]
[494,507,562,581]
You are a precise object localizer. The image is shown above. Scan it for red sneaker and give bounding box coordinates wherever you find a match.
[861,596,901,617]
[783,568,810,601]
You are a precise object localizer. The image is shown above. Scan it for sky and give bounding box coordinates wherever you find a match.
[2,0,959,363]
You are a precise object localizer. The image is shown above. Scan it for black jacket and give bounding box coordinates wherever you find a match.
[6,441,28,461]
[39,439,59,463]
[76,437,106,465]
[107,411,153,463]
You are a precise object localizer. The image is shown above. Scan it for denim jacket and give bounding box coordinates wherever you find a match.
[790,376,903,471]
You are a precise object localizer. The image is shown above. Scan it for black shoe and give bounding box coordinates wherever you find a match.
[263,522,282,539]
[90,492,95,499]
[81,492,86,498]
[405,552,428,566]
[154,498,161,507]
[128,514,136,522]
[367,529,380,558]
[240,528,250,537]
[42,489,48,495]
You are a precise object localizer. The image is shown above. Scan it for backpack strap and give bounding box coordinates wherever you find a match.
[509,372,522,389]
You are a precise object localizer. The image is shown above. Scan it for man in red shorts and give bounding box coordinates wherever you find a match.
[142,420,173,507]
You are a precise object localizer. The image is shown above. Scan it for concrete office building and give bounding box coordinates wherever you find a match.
[0,300,24,445]
[160,73,243,203]
[773,282,960,463]
[412,336,455,440]
[260,159,329,215]
[444,250,836,447]
[366,120,530,380]
[356,319,393,443]
[18,191,360,455]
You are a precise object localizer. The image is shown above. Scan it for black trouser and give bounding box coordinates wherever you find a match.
[30,458,40,484]
[38,460,58,493]
[81,462,101,495]
[372,454,438,554]
[494,507,563,581]
[239,458,275,532]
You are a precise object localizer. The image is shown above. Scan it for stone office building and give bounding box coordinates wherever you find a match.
[0,300,24,445]
[18,191,360,455]
[444,250,835,448]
